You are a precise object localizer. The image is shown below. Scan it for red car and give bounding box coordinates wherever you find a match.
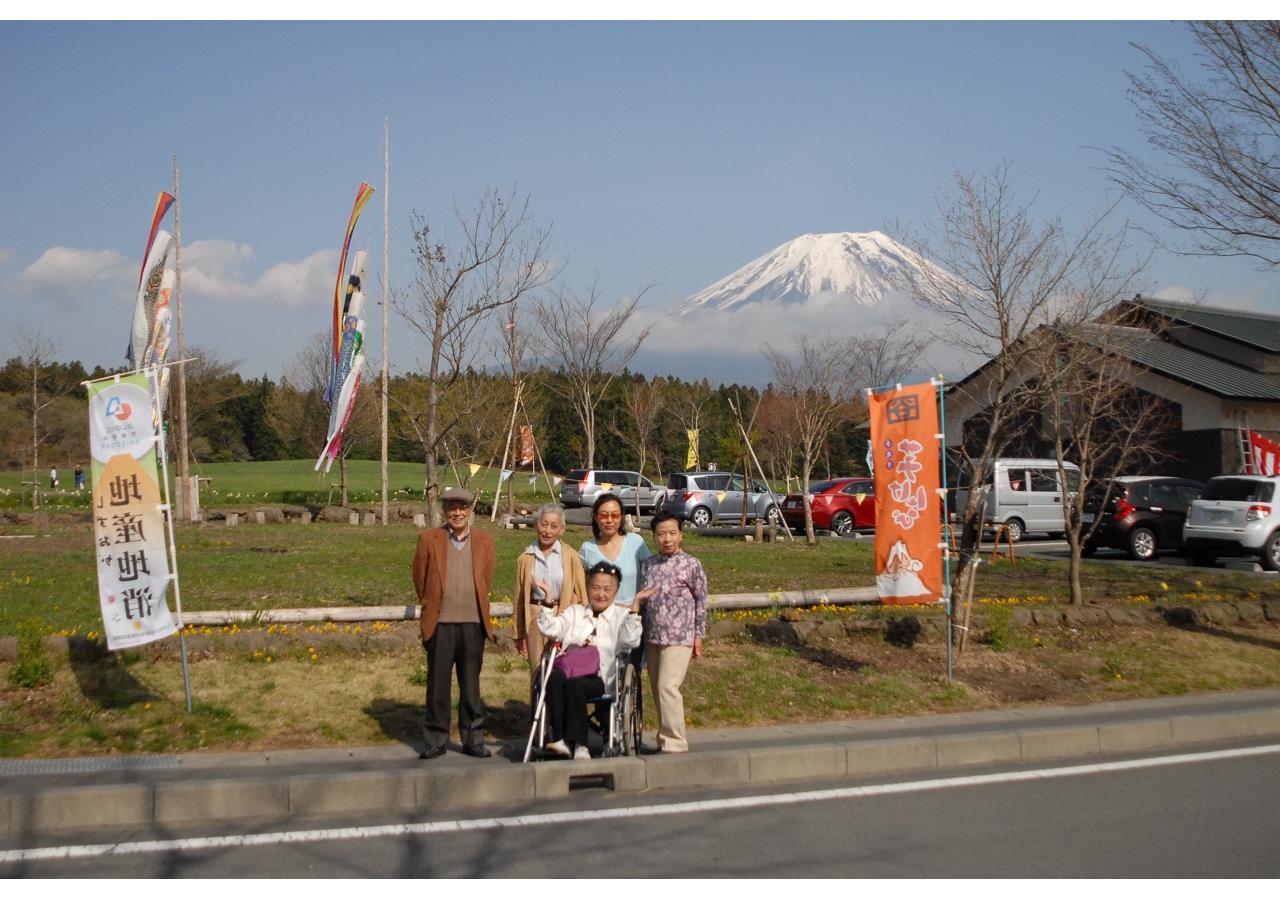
[781,478,876,535]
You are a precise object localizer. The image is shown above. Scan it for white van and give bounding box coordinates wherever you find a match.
[955,458,1080,543]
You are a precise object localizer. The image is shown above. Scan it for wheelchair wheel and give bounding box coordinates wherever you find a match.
[621,662,642,756]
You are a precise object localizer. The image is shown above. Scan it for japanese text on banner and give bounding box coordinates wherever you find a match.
[88,374,176,650]
[869,383,943,605]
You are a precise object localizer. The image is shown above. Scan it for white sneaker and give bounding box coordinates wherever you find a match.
[573,746,591,761]
[544,739,570,758]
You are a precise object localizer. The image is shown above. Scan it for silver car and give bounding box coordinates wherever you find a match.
[660,471,782,528]
[560,468,664,511]
[1183,475,1280,570]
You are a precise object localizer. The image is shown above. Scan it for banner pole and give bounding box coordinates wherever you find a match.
[148,366,193,712]
[936,377,953,683]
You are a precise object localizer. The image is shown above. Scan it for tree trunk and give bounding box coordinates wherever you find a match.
[340,456,349,508]
[31,362,39,511]
[802,457,815,545]
[1066,531,1084,605]
[426,371,441,526]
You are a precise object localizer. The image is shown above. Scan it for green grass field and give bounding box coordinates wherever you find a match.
[0,520,876,635]
[0,459,563,510]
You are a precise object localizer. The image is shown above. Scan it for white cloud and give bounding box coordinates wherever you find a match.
[632,288,973,386]
[1148,283,1271,314]
[18,246,129,289]
[180,240,335,306]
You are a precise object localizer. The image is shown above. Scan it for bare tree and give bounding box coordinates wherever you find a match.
[849,318,933,391]
[753,388,799,483]
[764,336,861,544]
[1033,324,1176,604]
[14,327,79,510]
[618,377,665,516]
[1105,21,1280,265]
[396,187,552,525]
[902,163,1146,602]
[666,377,717,471]
[532,278,651,469]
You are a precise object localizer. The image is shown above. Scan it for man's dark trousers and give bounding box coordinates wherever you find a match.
[423,622,486,753]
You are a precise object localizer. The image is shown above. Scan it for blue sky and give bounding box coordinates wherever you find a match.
[1,20,1273,382]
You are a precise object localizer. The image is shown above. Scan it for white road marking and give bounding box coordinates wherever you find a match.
[4,742,1279,864]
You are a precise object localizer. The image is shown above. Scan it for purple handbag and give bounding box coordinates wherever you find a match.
[553,644,600,679]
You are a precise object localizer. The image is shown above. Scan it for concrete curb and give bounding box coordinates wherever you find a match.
[3,691,1279,841]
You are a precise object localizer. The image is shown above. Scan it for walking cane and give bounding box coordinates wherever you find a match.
[523,642,561,763]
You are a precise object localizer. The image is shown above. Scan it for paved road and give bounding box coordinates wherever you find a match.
[6,741,1277,877]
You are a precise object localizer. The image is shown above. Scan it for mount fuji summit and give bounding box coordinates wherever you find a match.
[679,231,944,314]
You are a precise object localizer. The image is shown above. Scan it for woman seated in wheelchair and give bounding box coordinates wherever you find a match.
[536,560,645,760]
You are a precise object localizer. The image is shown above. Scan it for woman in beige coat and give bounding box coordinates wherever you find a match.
[514,503,589,682]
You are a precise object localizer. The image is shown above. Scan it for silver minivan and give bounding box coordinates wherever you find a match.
[660,472,782,527]
[955,458,1080,542]
[560,469,664,511]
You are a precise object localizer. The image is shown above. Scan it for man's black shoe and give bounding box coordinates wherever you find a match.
[461,745,492,758]
[419,746,447,760]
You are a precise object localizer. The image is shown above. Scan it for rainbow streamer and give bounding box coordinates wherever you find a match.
[331,182,375,362]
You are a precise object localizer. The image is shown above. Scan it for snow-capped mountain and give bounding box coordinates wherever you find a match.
[680,231,943,314]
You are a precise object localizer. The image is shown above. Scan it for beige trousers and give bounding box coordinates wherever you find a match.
[645,643,693,752]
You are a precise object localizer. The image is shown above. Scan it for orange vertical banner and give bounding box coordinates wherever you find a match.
[869,382,943,605]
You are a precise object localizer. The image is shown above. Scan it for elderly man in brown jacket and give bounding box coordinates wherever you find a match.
[413,486,496,759]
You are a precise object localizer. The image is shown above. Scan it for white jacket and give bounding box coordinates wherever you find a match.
[537,602,643,695]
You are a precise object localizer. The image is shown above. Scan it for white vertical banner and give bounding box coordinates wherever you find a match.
[87,373,176,650]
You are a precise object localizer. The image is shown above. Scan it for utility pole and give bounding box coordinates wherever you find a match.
[173,155,194,522]
[380,118,390,525]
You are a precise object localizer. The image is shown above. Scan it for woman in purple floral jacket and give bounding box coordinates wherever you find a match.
[634,511,708,753]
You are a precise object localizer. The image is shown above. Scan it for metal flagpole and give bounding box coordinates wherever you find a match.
[380,118,390,526]
[866,377,953,682]
[150,367,193,711]
[935,376,953,683]
[173,156,193,523]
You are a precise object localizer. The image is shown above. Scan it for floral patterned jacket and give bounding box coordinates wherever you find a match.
[638,550,708,646]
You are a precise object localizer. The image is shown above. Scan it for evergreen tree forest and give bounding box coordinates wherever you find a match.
[0,353,872,486]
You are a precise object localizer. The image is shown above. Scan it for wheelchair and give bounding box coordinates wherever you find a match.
[523,641,643,762]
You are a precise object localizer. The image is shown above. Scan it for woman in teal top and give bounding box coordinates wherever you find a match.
[579,493,650,607]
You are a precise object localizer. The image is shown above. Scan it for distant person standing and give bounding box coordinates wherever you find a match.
[412,486,496,759]
[49,466,58,490]
[74,464,85,492]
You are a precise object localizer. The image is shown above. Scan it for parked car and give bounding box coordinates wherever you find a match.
[1081,476,1203,561]
[660,471,782,527]
[781,478,876,535]
[952,458,1080,543]
[1183,475,1280,571]
[559,469,664,511]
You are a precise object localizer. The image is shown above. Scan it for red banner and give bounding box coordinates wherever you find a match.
[869,383,943,605]
[519,425,535,466]
[1250,431,1279,476]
